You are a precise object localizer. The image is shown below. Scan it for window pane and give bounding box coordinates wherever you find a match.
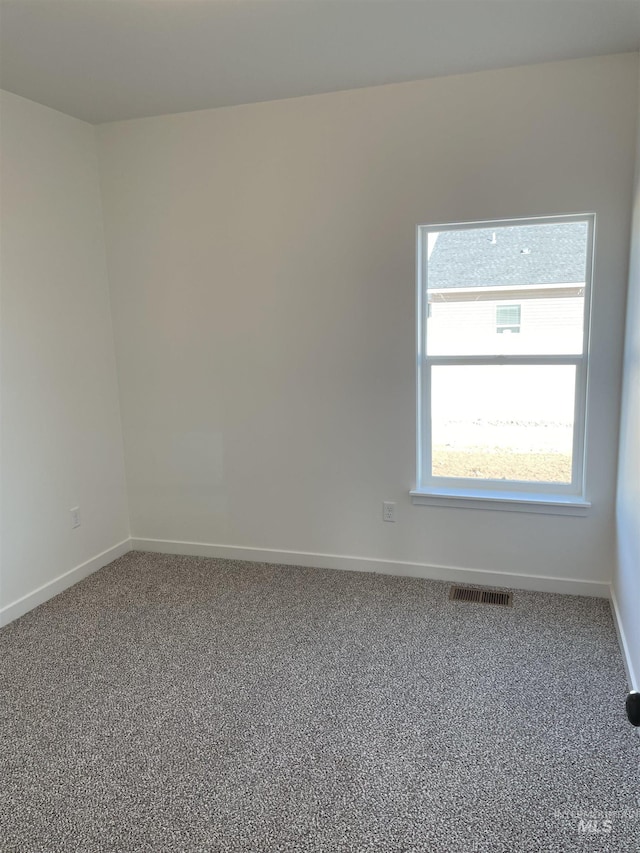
[431,365,576,483]
[496,304,521,329]
[426,222,588,356]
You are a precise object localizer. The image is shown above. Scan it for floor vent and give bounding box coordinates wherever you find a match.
[449,586,512,607]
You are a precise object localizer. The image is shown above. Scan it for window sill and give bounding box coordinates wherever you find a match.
[410,488,591,516]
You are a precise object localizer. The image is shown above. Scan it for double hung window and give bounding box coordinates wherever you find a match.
[413,214,594,513]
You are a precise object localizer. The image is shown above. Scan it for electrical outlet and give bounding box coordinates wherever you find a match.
[70,507,81,529]
[383,501,396,522]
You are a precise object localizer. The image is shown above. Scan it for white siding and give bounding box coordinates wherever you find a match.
[428,296,584,355]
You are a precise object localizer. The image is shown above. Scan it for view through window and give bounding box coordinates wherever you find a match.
[417,215,593,494]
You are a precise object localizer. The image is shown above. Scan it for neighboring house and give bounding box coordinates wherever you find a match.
[426,222,587,356]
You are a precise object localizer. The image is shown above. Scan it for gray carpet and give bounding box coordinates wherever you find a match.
[1,551,638,853]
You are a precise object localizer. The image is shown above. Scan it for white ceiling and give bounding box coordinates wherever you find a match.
[1,0,639,124]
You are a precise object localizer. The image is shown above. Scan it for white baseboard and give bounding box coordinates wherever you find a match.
[0,538,132,628]
[610,585,639,692]
[130,537,610,598]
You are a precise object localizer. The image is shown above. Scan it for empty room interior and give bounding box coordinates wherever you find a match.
[1,1,640,850]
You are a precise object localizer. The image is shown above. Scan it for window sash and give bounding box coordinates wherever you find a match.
[419,356,586,495]
[416,214,594,499]
[496,304,521,332]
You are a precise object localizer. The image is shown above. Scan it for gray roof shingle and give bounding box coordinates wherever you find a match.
[427,222,588,289]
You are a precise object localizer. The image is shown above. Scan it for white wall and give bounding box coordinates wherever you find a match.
[97,54,638,592]
[614,62,640,689]
[0,91,130,623]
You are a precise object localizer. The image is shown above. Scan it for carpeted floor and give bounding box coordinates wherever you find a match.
[1,551,638,852]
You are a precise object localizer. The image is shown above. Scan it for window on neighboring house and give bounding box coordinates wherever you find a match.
[496,304,521,334]
[413,214,594,512]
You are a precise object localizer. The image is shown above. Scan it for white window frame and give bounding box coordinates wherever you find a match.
[411,213,594,516]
